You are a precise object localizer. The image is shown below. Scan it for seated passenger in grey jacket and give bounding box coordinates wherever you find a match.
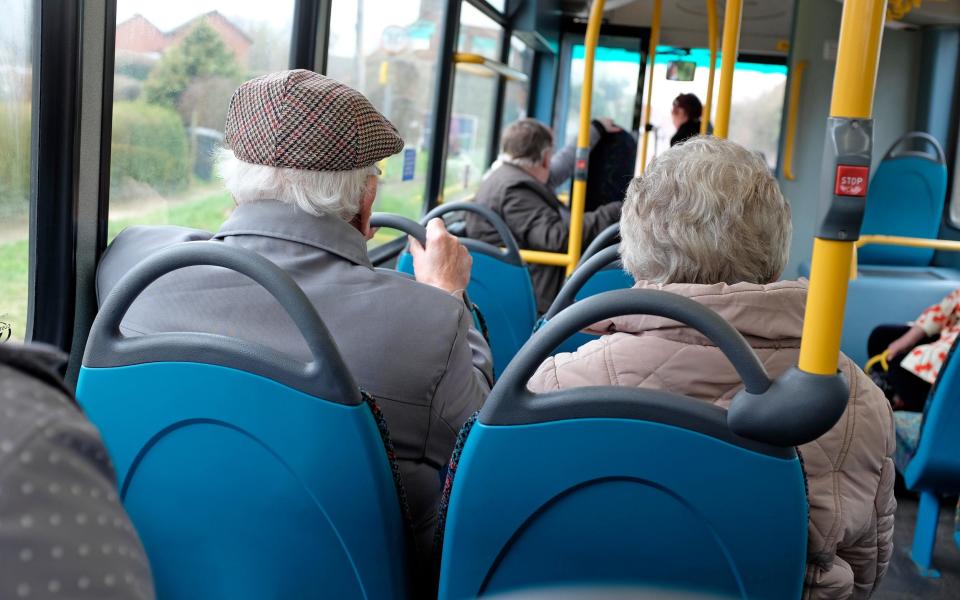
[0,344,155,600]
[466,118,622,314]
[95,70,494,570]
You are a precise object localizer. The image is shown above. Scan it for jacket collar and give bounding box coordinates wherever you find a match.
[213,200,372,268]
[588,279,809,342]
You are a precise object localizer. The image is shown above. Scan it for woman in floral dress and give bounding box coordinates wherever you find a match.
[868,288,960,411]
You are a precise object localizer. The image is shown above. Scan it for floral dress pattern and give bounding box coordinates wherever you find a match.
[900,288,960,384]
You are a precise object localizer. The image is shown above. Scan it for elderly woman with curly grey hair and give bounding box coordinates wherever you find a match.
[528,136,896,600]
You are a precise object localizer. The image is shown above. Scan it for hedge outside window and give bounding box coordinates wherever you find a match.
[108,3,294,240]
[0,0,33,341]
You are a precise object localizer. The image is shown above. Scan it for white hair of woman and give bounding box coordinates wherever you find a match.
[215,148,378,222]
[620,136,791,285]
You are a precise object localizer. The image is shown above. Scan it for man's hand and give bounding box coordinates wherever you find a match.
[409,218,472,294]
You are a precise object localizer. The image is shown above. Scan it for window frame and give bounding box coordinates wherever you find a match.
[28,0,83,349]
[428,0,508,208]
[291,0,332,71]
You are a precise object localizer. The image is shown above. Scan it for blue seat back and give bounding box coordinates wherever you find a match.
[438,289,847,599]
[76,242,408,600]
[904,344,960,495]
[544,245,635,355]
[384,203,537,376]
[859,132,948,266]
[442,419,807,599]
[397,252,536,375]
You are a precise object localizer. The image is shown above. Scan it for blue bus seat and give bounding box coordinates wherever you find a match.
[829,264,960,367]
[894,341,960,577]
[388,203,537,377]
[437,289,851,599]
[76,242,409,600]
[858,132,948,266]
[542,245,635,355]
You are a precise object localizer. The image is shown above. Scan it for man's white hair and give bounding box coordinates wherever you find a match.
[620,136,791,285]
[215,148,377,221]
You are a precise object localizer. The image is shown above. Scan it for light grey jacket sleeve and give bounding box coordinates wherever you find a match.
[546,122,603,191]
[0,364,155,600]
[424,300,493,470]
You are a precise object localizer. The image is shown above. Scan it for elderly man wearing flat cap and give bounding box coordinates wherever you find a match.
[97,70,493,567]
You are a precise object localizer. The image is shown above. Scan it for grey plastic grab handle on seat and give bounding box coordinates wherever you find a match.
[485,288,848,448]
[577,223,620,268]
[885,131,946,164]
[368,214,426,266]
[545,245,623,320]
[485,288,772,420]
[83,241,362,405]
[369,213,427,246]
[423,201,523,265]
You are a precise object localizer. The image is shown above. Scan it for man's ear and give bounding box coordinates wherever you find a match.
[357,175,378,240]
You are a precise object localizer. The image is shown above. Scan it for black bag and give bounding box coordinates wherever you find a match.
[585,120,637,212]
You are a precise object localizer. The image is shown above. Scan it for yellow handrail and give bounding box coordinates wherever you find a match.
[782,60,808,181]
[518,249,574,267]
[701,0,718,135]
[857,235,960,252]
[798,0,886,376]
[453,52,529,82]
[516,0,605,274]
[714,0,743,138]
[638,0,662,173]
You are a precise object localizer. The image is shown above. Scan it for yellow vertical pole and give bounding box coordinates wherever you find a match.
[701,0,718,135]
[566,0,606,275]
[713,0,743,139]
[782,59,808,181]
[798,0,886,375]
[638,0,662,173]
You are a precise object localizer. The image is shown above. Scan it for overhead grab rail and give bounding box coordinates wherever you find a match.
[714,0,743,138]
[638,0,662,174]
[516,0,606,275]
[782,60,809,181]
[453,53,529,83]
[701,0,719,135]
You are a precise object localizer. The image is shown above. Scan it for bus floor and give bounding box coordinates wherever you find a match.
[875,487,960,599]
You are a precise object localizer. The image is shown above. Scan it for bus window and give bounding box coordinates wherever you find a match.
[644,47,788,170]
[501,36,534,131]
[0,0,32,342]
[107,2,295,242]
[445,1,504,203]
[327,0,444,227]
[563,44,642,148]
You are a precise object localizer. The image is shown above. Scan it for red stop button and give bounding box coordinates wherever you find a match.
[834,165,869,197]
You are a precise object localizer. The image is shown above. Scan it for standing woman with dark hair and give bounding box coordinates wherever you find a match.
[670,93,704,146]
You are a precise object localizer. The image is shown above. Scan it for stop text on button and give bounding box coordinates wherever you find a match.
[834,165,869,197]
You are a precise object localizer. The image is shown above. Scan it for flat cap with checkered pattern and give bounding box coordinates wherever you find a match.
[225,69,404,172]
